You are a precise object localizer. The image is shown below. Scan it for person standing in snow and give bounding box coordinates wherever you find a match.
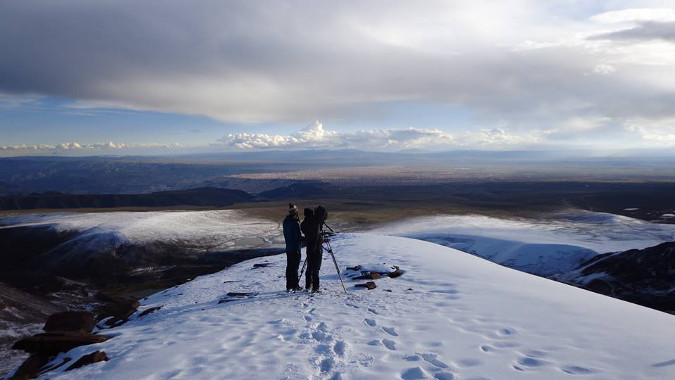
[302,205,327,292]
[283,204,303,292]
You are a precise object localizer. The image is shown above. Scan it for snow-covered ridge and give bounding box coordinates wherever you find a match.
[371,210,675,276]
[0,210,282,249]
[32,234,675,380]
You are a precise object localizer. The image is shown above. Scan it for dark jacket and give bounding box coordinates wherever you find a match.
[302,206,327,252]
[283,215,302,252]
[301,214,319,250]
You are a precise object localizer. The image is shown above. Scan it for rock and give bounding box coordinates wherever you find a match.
[7,354,49,380]
[355,282,377,290]
[94,291,126,304]
[44,311,95,333]
[346,265,361,271]
[226,292,257,297]
[353,272,381,280]
[12,332,109,355]
[252,263,271,268]
[66,350,108,371]
[138,306,162,318]
[387,266,403,278]
[98,299,140,326]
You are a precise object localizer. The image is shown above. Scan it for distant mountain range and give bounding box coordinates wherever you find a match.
[2,151,675,196]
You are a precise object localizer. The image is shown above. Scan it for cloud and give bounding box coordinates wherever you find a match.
[589,8,675,24]
[0,141,181,152]
[589,21,675,43]
[223,121,453,150]
[624,119,675,146]
[221,121,551,150]
[1,1,675,150]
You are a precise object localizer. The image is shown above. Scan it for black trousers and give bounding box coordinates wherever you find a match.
[305,245,323,291]
[285,249,301,290]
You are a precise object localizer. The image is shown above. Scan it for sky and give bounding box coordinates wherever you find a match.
[2,1,675,156]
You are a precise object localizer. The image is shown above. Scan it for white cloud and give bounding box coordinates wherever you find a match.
[0,141,182,152]
[594,63,616,75]
[221,121,549,151]
[456,128,544,148]
[224,121,454,150]
[624,119,675,146]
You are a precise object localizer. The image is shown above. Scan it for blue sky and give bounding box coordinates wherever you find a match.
[2,1,675,155]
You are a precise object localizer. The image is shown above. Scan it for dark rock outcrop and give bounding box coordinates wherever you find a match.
[66,350,108,371]
[560,241,675,314]
[7,354,50,380]
[43,311,95,333]
[138,306,162,318]
[98,299,140,327]
[12,332,109,355]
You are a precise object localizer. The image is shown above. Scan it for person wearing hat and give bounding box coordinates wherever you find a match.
[283,203,303,291]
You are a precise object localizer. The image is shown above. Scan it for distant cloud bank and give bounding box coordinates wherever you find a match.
[222,121,540,151]
[0,141,181,152]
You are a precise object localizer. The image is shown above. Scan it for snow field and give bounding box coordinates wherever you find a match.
[39,233,674,380]
[372,210,675,276]
[1,210,282,250]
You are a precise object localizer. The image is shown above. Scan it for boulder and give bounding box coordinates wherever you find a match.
[12,332,109,355]
[44,311,95,333]
[7,354,50,380]
[353,272,381,280]
[138,306,162,318]
[355,282,377,290]
[66,350,108,371]
[387,266,403,278]
[98,299,140,326]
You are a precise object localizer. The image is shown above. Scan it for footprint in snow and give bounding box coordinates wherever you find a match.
[382,339,397,350]
[418,352,449,369]
[455,358,482,368]
[333,340,346,356]
[364,318,377,327]
[400,366,430,380]
[560,365,596,375]
[382,326,399,336]
[511,356,551,371]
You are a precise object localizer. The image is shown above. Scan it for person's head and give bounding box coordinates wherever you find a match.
[288,203,299,218]
[303,207,314,219]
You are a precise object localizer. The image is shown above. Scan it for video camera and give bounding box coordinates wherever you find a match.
[320,223,335,243]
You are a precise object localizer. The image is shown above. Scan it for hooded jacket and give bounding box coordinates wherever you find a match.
[283,214,302,252]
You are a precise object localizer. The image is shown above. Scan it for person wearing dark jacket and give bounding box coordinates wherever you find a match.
[282,204,303,291]
[301,205,327,292]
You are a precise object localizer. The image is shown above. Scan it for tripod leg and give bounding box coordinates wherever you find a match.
[299,257,307,278]
[325,241,347,293]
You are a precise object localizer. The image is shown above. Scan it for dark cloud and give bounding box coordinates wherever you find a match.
[1,1,674,134]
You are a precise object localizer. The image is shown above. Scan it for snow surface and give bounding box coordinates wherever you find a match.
[0,210,282,250]
[32,234,675,380]
[371,210,675,276]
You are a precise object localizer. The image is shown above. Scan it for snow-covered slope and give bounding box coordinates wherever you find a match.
[371,210,675,276]
[0,210,281,249]
[32,234,675,380]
